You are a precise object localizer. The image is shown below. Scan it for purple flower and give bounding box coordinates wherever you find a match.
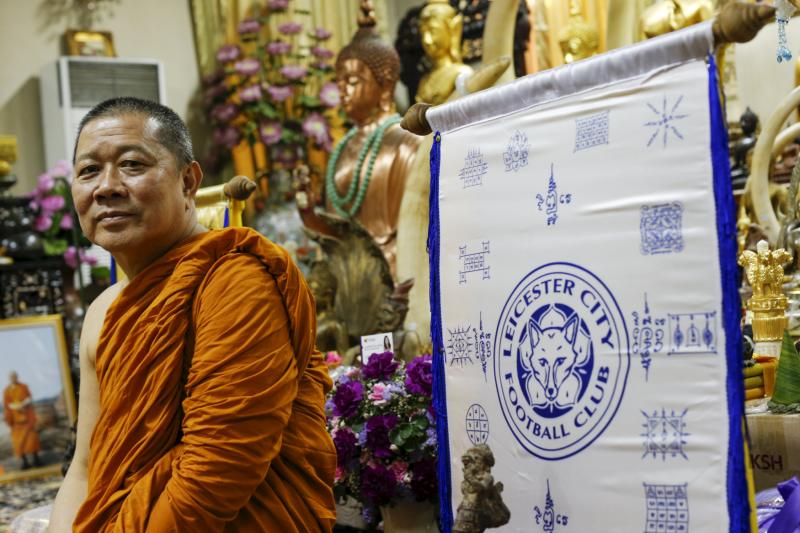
[312,61,332,71]
[40,195,65,214]
[239,84,262,102]
[212,103,238,123]
[332,380,363,418]
[365,413,398,458]
[202,69,225,86]
[424,427,437,448]
[34,214,52,232]
[237,18,261,35]
[216,44,241,63]
[266,40,292,55]
[259,120,282,145]
[59,212,73,230]
[204,84,228,105]
[278,21,302,35]
[267,0,289,10]
[360,463,397,505]
[234,58,260,76]
[35,173,54,195]
[362,351,399,381]
[302,112,330,147]
[405,354,433,397]
[213,126,241,149]
[267,84,293,102]
[313,27,332,40]
[311,45,335,60]
[280,64,307,81]
[272,144,301,166]
[319,82,340,108]
[409,459,437,501]
[333,427,358,467]
[63,246,95,269]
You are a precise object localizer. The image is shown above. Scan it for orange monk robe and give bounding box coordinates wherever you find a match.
[3,382,41,457]
[74,228,336,532]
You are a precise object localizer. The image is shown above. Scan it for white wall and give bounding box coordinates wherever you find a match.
[0,0,201,195]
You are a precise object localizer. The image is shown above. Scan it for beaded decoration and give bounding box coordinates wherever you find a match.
[325,113,402,218]
[776,0,796,63]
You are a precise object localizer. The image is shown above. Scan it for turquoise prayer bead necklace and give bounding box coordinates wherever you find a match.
[325,113,401,219]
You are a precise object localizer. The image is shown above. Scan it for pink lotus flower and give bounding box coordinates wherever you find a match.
[63,246,98,270]
[237,18,261,35]
[239,84,262,102]
[259,120,283,145]
[267,85,293,102]
[216,44,241,63]
[51,160,72,179]
[280,65,307,81]
[319,82,340,108]
[34,214,52,232]
[311,46,334,60]
[59,212,73,230]
[302,112,331,147]
[266,40,291,55]
[234,58,260,76]
[212,103,238,123]
[325,351,342,365]
[278,21,302,35]
[40,195,66,213]
[36,173,54,194]
[313,27,332,40]
[213,126,241,149]
[267,0,289,10]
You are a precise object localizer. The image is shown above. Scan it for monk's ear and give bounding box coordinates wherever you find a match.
[182,161,203,201]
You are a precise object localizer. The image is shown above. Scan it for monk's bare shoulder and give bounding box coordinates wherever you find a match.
[81,282,125,365]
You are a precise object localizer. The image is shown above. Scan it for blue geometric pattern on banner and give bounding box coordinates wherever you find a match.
[707,53,748,532]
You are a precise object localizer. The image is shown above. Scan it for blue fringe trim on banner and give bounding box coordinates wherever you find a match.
[224,206,230,228]
[110,257,117,285]
[707,54,748,533]
[428,131,453,533]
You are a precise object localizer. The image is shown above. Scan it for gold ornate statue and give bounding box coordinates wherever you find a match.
[739,240,791,349]
[559,0,599,63]
[641,0,714,39]
[416,0,474,106]
[298,0,422,278]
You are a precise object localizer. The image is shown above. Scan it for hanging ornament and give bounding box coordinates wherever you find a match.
[776,0,796,63]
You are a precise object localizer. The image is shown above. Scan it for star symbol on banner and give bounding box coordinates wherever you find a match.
[644,94,688,148]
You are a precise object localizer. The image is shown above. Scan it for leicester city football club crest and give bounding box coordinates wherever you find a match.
[493,262,630,460]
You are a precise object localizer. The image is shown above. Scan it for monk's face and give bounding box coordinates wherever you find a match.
[72,114,194,258]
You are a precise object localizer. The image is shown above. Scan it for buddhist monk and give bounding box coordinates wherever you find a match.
[3,371,42,470]
[48,97,336,531]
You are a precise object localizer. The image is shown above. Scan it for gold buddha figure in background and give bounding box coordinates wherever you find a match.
[641,0,714,39]
[559,0,599,63]
[416,0,473,105]
[297,0,422,277]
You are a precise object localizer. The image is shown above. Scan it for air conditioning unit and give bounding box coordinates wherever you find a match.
[39,56,166,168]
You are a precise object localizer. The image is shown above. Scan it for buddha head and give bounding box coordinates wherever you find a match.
[419,0,463,64]
[335,0,400,125]
[559,1,599,63]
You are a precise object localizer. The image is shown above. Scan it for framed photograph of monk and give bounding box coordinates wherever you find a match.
[0,315,76,481]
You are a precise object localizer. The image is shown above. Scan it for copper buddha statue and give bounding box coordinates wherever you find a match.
[298,0,422,278]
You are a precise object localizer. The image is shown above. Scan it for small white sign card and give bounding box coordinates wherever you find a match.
[360,332,394,364]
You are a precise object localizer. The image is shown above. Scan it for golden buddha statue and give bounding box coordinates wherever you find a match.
[559,0,599,63]
[641,0,714,39]
[740,240,791,357]
[416,0,474,106]
[297,0,422,278]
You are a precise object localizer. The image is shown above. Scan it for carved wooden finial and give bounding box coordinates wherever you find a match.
[223,175,257,200]
[712,2,775,46]
[400,103,433,136]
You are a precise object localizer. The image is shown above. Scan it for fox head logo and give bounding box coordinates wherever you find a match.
[522,305,591,409]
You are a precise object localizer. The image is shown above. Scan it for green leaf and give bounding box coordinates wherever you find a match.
[43,238,68,256]
[299,94,321,108]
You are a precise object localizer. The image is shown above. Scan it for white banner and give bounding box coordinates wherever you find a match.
[429,29,747,533]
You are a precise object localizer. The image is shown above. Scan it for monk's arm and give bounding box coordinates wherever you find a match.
[140,254,300,530]
[49,296,103,532]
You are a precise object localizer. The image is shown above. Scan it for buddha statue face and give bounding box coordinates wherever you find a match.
[420,3,462,63]
[336,58,391,125]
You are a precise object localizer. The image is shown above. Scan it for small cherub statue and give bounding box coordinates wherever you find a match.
[452,444,510,533]
[739,239,791,344]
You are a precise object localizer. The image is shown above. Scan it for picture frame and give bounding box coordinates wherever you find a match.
[0,315,77,482]
[64,29,116,57]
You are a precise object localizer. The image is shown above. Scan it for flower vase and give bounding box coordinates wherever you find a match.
[380,499,438,533]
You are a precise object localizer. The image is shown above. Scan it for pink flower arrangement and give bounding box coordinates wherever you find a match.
[64,246,97,269]
[278,21,302,35]
[234,58,261,76]
[216,44,241,63]
[311,46,335,60]
[280,65,307,81]
[267,84,293,102]
[319,82,340,108]
[302,112,331,148]
[239,84,262,102]
[326,353,437,525]
[237,18,261,35]
[267,0,289,10]
[213,126,242,149]
[266,40,292,55]
[259,120,283,145]
[212,103,239,123]
[312,27,332,40]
